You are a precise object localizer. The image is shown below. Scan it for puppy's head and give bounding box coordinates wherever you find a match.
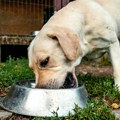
[28,27,82,88]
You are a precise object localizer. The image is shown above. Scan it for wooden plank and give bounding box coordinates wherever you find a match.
[62,0,70,7]
[0,35,34,45]
[54,0,62,11]
[53,0,70,11]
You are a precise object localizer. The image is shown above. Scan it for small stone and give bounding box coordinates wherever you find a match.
[112,109,120,120]
[0,110,12,119]
[111,103,120,109]
[82,71,88,75]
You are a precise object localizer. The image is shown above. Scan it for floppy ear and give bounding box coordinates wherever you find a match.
[47,27,82,60]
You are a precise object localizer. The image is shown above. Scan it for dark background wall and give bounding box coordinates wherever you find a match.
[0,0,54,62]
[1,45,29,61]
[0,0,71,62]
[0,0,46,35]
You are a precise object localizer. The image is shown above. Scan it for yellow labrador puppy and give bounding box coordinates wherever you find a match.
[28,0,120,89]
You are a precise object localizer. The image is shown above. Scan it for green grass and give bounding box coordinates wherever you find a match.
[0,56,34,88]
[0,57,120,120]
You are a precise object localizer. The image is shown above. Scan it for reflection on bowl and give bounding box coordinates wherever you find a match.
[31,31,39,36]
[0,80,88,117]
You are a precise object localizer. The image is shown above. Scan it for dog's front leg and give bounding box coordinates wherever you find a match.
[109,39,120,90]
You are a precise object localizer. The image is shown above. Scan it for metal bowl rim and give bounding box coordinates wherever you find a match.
[13,79,85,91]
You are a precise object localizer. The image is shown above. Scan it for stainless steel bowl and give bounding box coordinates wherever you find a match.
[31,31,39,36]
[0,80,88,117]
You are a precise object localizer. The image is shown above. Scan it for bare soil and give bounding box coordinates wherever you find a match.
[76,62,113,77]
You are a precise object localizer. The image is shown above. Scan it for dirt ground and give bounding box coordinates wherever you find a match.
[76,62,113,77]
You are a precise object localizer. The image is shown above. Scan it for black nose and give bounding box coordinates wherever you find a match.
[62,72,76,88]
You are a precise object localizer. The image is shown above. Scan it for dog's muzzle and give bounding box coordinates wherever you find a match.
[61,72,77,88]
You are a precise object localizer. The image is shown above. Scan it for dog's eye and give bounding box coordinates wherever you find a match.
[40,57,49,67]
